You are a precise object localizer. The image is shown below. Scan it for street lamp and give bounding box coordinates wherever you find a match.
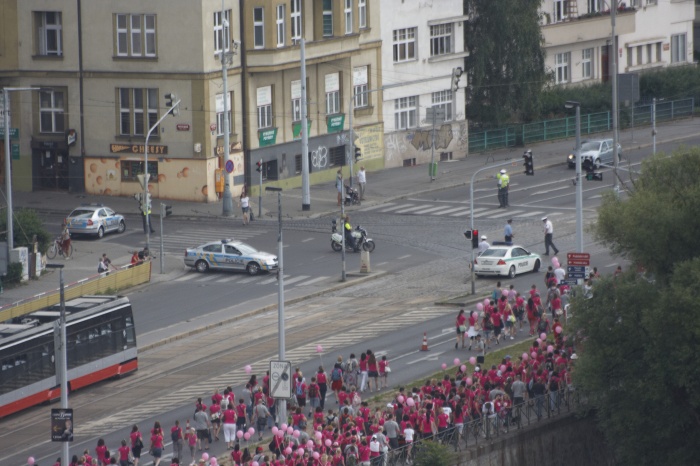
[565,101,584,253]
[265,186,286,425]
[45,263,68,466]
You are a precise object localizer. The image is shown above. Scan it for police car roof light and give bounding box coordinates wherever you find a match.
[221,238,234,243]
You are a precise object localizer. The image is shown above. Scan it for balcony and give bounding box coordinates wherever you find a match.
[542,8,636,48]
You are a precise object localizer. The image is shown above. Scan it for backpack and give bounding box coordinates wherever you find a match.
[171,427,180,442]
[331,367,342,381]
[296,382,304,397]
[308,384,318,398]
[537,319,548,332]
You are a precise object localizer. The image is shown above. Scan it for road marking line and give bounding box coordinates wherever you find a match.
[406,351,444,365]
[174,274,192,282]
[428,206,470,216]
[216,276,240,283]
[378,204,413,213]
[394,205,432,214]
[196,275,219,282]
[301,237,315,242]
[409,206,441,215]
[259,275,289,285]
[359,203,396,212]
[483,210,523,219]
[295,276,329,286]
[283,275,310,285]
[238,276,258,284]
[397,255,411,260]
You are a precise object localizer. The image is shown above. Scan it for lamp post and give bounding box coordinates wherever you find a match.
[565,101,584,253]
[45,263,68,466]
[265,186,285,424]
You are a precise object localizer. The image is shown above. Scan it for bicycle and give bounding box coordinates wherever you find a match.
[47,237,73,259]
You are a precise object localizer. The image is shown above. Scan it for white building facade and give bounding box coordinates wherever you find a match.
[378,1,469,169]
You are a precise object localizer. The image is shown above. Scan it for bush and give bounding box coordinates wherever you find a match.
[0,208,52,254]
[4,262,24,284]
[413,440,457,466]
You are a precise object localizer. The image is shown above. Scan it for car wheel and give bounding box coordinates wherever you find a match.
[331,241,342,252]
[533,259,541,273]
[195,260,209,273]
[362,240,376,252]
[117,220,126,233]
[246,262,261,276]
[97,227,104,239]
[508,266,516,279]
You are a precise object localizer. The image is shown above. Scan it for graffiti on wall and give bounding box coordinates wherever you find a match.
[409,124,454,151]
[311,145,328,169]
[457,121,468,152]
[384,132,408,162]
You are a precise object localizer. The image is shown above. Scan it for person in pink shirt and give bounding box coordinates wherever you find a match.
[367,350,379,392]
[117,439,130,466]
[95,438,108,466]
[378,356,389,389]
[150,422,164,466]
[455,309,467,349]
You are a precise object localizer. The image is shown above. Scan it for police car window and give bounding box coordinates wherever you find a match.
[237,244,258,255]
[513,248,527,257]
[224,245,241,255]
[481,249,507,258]
[106,208,115,216]
[98,209,107,217]
[202,244,222,253]
[69,209,94,218]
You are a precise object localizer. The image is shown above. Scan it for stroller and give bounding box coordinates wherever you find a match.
[344,185,361,205]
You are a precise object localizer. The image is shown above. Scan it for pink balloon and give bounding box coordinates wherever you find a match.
[313,452,320,460]
[563,335,568,342]
[522,353,529,361]
[502,289,509,297]
[244,364,252,374]
[397,395,405,403]
[272,426,279,434]
[441,363,447,370]
[248,427,255,435]
[531,351,537,359]
[297,448,305,456]
[466,377,473,386]
[476,303,484,311]
[315,431,322,440]
[27,458,35,466]
[306,440,314,448]
[499,365,506,372]
[287,426,294,435]
[325,439,332,447]
[555,326,563,334]
[536,338,542,344]
[547,345,554,353]
[483,298,490,306]
[202,452,210,461]
[292,430,300,438]
[453,358,460,366]
[210,458,218,466]
[284,447,293,455]
[406,398,415,407]
[243,432,251,440]
[280,423,288,430]
[469,357,476,366]
[460,365,467,372]
[276,430,284,438]
[316,345,323,353]
[251,462,259,466]
[552,257,560,268]
[540,333,547,340]
[236,430,244,439]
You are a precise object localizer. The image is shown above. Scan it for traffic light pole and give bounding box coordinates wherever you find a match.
[469,160,516,294]
[159,203,165,274]
[574,105,584,253]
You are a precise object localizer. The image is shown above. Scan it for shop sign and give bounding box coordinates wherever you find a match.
[292,120,312,140]
[110,143,168,155]
[327,114,345,133]
[259,128,277,147]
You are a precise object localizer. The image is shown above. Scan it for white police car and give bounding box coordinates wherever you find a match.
[184,238,278,275]
[65,205,126,238]
[474,244,541,279]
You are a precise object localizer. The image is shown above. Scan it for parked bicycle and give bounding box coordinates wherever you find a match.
[46,236,73,259]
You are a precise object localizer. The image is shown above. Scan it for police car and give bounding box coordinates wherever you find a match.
[473,244,541,279]
[65,205,126,238]
[184,238,278,275]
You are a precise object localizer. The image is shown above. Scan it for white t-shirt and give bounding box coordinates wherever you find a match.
[403,428,414,442]
[357,170,366,184]
[240,196,249,208]
[543,220,554,234]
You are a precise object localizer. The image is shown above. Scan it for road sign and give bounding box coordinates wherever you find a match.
[561,278,580,286]
[568,259,589,266]
[425,107,446,124]
[136,173,150,189]
[210,123,217,132]
[567,252,590,265]
[0,127,19,140]
[225,159,234,174]
[270,360,292,399]
[567,266,586,274]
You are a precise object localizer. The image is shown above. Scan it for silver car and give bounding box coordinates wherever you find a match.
[184,239,278,275]
[567,139,622,168]
[65,205,126,238]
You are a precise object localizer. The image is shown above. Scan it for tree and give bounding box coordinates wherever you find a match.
[464,0,548,126]
[413,440,456,466]
[0,208,52,254]
[572,148,700,465]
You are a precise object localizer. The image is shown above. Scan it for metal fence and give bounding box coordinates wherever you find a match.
[385,389,583,466]
[468,97,695,153]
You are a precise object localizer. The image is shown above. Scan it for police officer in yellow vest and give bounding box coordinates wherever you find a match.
[496,169,510,208]
[142,205,155,234]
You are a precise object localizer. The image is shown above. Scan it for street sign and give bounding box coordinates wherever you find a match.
[567,252,590,264]
[568,259,589,266]
[51,408,74,442]
[136,173,150,189]
[225,159,234,174]
[0,127,19,139]
[567,266,586,274]
[11,143,19,159]
[561,278,580,286]
[425,107,446,124]
[270,360,292,399]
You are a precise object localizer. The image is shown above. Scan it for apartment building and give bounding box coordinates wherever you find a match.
[540,0,694,87]
[378,1,468,169]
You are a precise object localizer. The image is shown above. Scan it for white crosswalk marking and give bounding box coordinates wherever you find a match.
[295,276,329,287]
[516,211,545,218]
[394,205,432,214]
[378,204,413,213]
[359,202,396,212]
[409,205,440,215]
[484,210,523,219]
[161,228,267,253]
[428,206,469,216]
[283,275,310,285]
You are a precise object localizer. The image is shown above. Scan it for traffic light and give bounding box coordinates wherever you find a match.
[354,147,362,162]
[523,150,534,176]
[471,229,479,249]
[451,67,463,93]
[163,204,173,217]
[164,93,179,117]
[256,160,263,173]
[463,230,472,240]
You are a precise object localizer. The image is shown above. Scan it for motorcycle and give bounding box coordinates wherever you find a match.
[344,185,361,206]
[331,220,376,253]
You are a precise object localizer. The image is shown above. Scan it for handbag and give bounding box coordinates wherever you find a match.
[458,325,467,333]
[385,366,391,373]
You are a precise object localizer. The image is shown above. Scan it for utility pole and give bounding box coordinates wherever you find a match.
[221,0,234,216]
[300,39,310,210]
[46,263,68,466]
[347,86,355,189]
[652,97,657,155]
[566,101,584,253]
[611,1,620,194]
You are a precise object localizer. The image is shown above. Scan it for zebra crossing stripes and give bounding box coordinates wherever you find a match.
[358,202,396,212]
[173,271,331,290]
[427,206,469,216]
[160,228,267,253]
[377,204,414,213]
[359,201,557,220]
[394,205,431,214]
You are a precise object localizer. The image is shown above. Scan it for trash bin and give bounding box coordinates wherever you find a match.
[429,162,438,178]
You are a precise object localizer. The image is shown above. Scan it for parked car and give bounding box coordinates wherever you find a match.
[184,238,278,275]
[65,205,126,238]
[567,139,622,168]
[474,245,541,278]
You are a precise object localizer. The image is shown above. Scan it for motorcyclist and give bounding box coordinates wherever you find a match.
[344,215,360,252]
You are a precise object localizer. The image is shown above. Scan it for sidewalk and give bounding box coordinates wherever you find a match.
[4,117,696,306]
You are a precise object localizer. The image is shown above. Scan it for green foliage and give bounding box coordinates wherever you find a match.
[465,0,548,126]
[0,208,52,254]
[639,65,700,104]
[413,440,456,466]
[4,262,24,284]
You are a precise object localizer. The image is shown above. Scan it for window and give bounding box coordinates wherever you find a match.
[344,0,353,35]
[121,161,158,183]
[430,24,453,57]
[119,88,158,136]
[636,46,643,65]
[257,86,273,129]
[393,27,417,63]
[276,4,286,47]
[325,73,340,115]
[291,80,302,121]
[216,92,232,137]
[394,96,418,130]
[253,8,265,48]
[671,33,686,64]
[555,52,570,84]
[582,48,593,79]
[323,0,333,37]
[431,90,453,122]
[36,11,62,56]
[358,0,367,29]
[553,0,567,23]
[353,66,369,108]
[39,90,65,133]
[116,14,156,57]
[214,10,231,56]
[291,0,302,42]
[588,0,602,13]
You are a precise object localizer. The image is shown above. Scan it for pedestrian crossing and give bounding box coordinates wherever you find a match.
[73,307,452,437]
[358,201,561,220]
[156,226,268,253]
[172,271,331,290]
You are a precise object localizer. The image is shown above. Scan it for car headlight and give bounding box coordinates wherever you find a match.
[567,154,574,160]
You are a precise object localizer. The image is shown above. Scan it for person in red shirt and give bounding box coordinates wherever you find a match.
[118,439,130,466]
[491,310,503,345]
[95,438,108,466]
[236,398,247,431]
[455,309,467,349]
[150,422,164,466]
[316,366,328,409]
[129,425,143,466]
[526,297,539,336]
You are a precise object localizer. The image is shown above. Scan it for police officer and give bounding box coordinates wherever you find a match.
[344,215,359,252]
[496,169,510,208]
[142,206,155,234]
[478,235,490,254]
[504,219,514,243]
